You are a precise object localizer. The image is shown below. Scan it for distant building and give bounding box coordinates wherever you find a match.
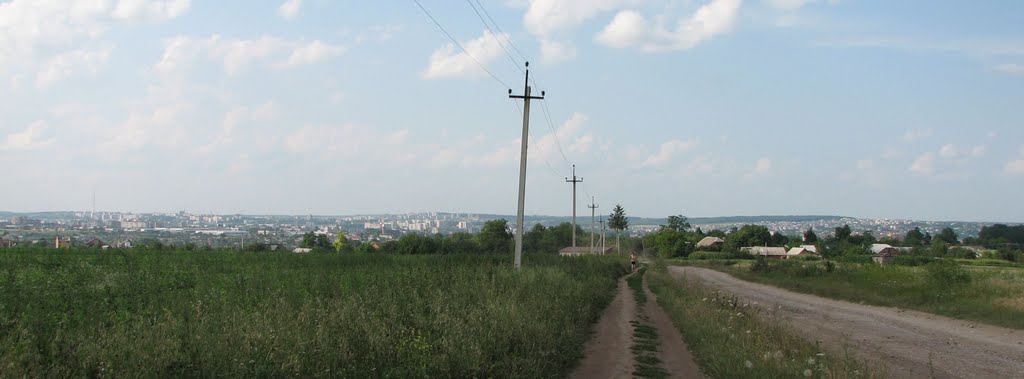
[0,238,14,248]
[743,246,788,259]
[870,244,901,265]
[785,247,817,258]
[696,236,725,249]
[293,247,312,254]
[55,236,72,249]
[558,246,613,256]
[84,238,105,249]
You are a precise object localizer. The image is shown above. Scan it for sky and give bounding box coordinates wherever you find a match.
[1,0,1022,222]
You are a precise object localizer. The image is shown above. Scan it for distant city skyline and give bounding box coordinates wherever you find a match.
[2,1,1023,222]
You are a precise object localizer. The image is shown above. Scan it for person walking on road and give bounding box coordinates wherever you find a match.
[630,253,637,272]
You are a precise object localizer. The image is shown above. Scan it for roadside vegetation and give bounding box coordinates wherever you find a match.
[645,260,881,379]
[0,248,626,377]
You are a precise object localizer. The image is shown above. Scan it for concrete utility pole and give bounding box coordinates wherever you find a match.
[509,62,544,269]
[565,165,582,247]
[588,197,598,253]
[599,217,606,254]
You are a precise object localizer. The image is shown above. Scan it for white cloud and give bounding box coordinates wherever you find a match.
[641,139,699,167]
[0,0,188,73]
[971,145,987,157]
[540,39,577,64]
[423,30,506,80]
[766,0,831,10]
[286,40,345,66]
[282,124,412,162]
[199,101,278,154]
[156,35,343,75]
[278,0,301,20]
[112,0,190,21]
[595,0,742,52]
[753,157,772,174]
[902,128,932,142]
[856,159,873,170]
[909,152,935,175]
[994,63,1024,75]
[35,46,113,88]
[938,144,958,158]
[1,120,55,150]
[1005,160,1024,176]
[523,0,634,37]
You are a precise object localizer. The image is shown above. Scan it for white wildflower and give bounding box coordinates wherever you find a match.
[803,368,812,377]
[808,357,816,365]
[745,360,753,369]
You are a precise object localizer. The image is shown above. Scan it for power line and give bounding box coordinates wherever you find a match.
[473,0,529,63]
[466,0,523,74]
[412,0,510,88]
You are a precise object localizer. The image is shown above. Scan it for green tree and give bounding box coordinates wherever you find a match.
[904,227,925,246]
[803,228,818,243]
[723,225,773,252]
[477,219,513,253]
[664,215,690,232]
[608,204,628,254]
[333,232,350,252]
[300,231,331,250]
[936,227,959,245]
[833,225,852,242]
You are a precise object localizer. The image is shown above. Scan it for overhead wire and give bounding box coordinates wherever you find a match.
[466,0,523,75]
[473,0,529,63]
[412,0,511,89]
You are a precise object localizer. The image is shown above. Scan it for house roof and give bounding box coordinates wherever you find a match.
[799,245,818,253]
[743,246,788,255]
[870,244,895,254]
[558,246,613,254]
[787,247,817,256]
[697,236,725,247]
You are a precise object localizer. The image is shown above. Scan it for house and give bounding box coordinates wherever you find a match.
[743,246,789,259]
[0,238,14,248]
[293,247,312,254]
[799,245,818,253]
[84,238,105,249]
[696,236,725,249]
[55,236,72,249]
[786,247,818,258]
[870,244,901,265]
[558,246,614,256]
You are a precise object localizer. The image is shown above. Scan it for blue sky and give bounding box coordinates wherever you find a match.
[1,0,1022,222]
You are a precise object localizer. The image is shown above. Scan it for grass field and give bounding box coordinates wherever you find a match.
[0,248,627,377]
[681,258,1024,329]
[645,261,880,379]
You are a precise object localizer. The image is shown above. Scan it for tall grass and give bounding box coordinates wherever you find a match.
[0,248,626,377]
[646,261,879,379]
[686,259,1024,329]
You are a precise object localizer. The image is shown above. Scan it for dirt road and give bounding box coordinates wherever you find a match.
[571,272,703,379]
[670,266,1024,379]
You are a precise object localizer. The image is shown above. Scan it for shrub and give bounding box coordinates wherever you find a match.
[893,255,936,266]
[688,251,732,260]
[750,256,770,273]
[926,259,971,287]
[833,255,872,264]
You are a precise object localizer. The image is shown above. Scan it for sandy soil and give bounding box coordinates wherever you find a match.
[571,271,704,379]
[570,274,636,379]
[670,266,1024,379]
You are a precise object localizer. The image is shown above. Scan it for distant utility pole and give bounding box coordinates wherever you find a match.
[599,217,606,254]
[566,165,582,247]
[588,197,598,252]
[509,62,544,269]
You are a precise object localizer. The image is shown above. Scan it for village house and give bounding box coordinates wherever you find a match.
[743,246,789,259]
[558,246,614,256]
[785,246,818,258]
[870,243,901,264]
[55,236,72,249]
[696,236,725,249]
